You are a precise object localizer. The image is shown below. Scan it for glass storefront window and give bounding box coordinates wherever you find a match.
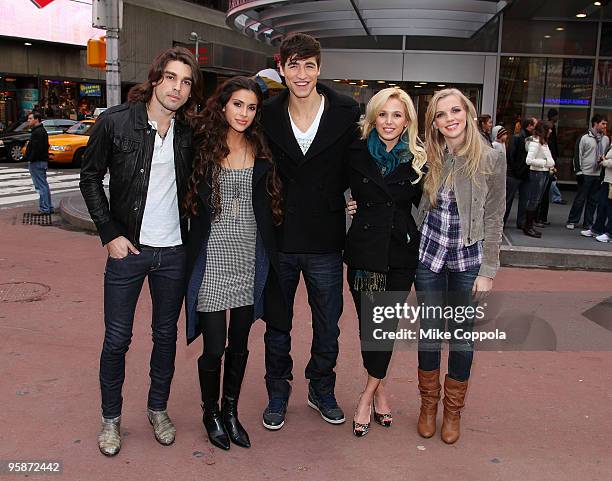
[497,56,594,180]
[594,59,612,118]
[501,20,598,56]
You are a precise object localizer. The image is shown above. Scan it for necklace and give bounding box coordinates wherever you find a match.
[227,138,248,221]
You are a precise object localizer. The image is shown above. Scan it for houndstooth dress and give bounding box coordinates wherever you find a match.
[197,166,256,312]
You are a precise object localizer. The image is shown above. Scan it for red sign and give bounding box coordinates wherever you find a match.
[30,0,56,8]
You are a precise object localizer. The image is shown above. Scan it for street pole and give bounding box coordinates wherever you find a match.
[189,32,200,66]
[93,0,122,107]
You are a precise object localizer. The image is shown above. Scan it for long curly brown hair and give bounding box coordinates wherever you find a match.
[183,76,283,225]
[127,47,203,128]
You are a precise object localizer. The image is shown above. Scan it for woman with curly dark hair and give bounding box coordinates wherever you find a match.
[183,76,287,451]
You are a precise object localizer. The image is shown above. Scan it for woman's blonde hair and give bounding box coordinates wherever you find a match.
[423,88,484,206]
[360,87,426,183]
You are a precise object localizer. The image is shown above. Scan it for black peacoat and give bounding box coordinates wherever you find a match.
[184,158,289,345]
[262,83,360,253]
[344,138,422,273]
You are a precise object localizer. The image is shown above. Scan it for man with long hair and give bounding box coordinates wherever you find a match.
[80,47,203,456]
[260,33,360,430]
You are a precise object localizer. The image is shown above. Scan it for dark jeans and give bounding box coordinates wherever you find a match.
[264,252,343,399]
[415,262,480,382]
[348,267,415,380]
[526,170,550,211]
[567,174,600,227]
[592,182,612,236]
[537,174,553,222]
[28,161,53,213]
[100,245,186,418]
[504,175,528,228]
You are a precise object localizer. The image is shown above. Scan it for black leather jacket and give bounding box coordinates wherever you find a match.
[79,101,193,247]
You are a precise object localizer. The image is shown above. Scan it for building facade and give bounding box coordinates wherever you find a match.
[226,0,612,181]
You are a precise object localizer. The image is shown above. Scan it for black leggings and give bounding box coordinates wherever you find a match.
[197,305,254,370]
[348,268,415,380]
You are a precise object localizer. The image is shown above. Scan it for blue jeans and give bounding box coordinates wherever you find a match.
[591,182,611,236]
[28,161,53,213]
[504,175,528,228]
[567,174,600,227]
[264,252,343,398]
[415,262,480,382]
[100,245,186,418]
[550,180,563,203]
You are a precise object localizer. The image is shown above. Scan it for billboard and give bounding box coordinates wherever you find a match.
[0,0,104,47]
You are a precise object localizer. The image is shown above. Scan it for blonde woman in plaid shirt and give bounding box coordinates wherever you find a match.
[414,89,505,444]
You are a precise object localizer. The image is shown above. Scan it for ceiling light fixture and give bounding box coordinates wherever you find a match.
[594,1,602,6]
[24,42,32,46]
[544,35,551,39]
[333,79,341,82]
[556,27,564,31]
[437,84,446,87]
[576,12,587,18]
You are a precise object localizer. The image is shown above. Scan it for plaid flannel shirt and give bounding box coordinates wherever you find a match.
[419,188,482,273]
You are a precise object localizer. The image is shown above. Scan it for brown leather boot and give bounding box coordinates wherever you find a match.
[417,369,441,438]
[441,375,468,444]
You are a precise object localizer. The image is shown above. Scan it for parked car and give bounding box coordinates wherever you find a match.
[46,120,95,166]
[0,119,77,162]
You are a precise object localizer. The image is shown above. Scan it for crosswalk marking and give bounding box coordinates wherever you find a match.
[0,166,87,207]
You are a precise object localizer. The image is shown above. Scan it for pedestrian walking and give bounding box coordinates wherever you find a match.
[24,111,52,214]
[566,114,609,229]
[343,88,426,437]
[414,88,505,444]
[581,145,612,242]
[260,33,360,430]
[79,47,203,457]
[491,125,509,158]
[523,121,555,238]
[477,114,493,147]
[504,117,536,229]
[182,77,288,451]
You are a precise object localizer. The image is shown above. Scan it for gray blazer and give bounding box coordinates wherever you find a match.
[416,145,506,279]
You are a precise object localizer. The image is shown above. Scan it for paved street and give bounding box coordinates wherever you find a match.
[0,162,81,210]
[1,204,611,481]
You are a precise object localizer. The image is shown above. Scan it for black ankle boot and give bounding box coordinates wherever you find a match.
[523,210,542,238]
[198,360,230,450]
[221,351,251,448]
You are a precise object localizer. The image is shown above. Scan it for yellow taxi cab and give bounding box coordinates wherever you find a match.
[32,119,95,167]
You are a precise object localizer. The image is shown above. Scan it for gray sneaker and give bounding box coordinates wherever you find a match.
[147,409,176,446]
[307,385,345,424]
[98,416,121,456]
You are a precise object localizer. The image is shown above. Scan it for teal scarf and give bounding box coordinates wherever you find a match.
[367,129,413,177]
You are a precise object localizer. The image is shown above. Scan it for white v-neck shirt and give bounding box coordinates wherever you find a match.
[289,94,325,155]
[139,118,182,247]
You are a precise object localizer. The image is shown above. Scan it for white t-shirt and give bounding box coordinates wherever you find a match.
[139,118,182,247]
[289,94,325,155]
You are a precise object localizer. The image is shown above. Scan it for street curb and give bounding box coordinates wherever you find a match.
[59,195,97,233]
[501,245,612,271]
[57,192,612,271]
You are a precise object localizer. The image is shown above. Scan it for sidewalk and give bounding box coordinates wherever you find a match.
[1,206,611,481]
[61,190,612,270]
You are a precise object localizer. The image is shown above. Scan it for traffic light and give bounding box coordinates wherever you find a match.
[87,37,106,69]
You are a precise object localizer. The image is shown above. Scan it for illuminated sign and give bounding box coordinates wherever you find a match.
[0,0,104,46]
[541,98,590,106]
[30,0,56,8]
[80,84,102,97]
